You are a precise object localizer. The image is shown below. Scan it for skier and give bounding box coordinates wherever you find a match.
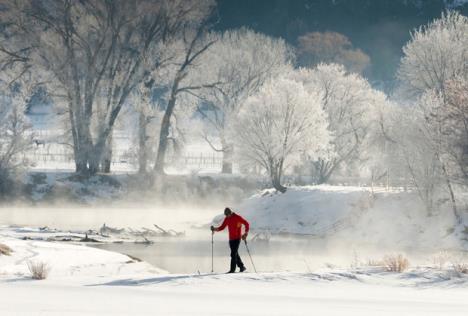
[211,207,249,273]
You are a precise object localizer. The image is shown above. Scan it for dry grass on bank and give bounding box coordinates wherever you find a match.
[0,243,12,256]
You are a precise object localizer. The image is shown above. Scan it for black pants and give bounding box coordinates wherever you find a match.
[229,239,245,272]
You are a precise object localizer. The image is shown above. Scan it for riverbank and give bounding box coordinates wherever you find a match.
[232,185,468,251]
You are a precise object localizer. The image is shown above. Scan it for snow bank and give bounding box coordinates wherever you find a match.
[229,185,468,251]
[233,185,371,235]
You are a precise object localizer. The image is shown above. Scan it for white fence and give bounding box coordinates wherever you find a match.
[26,143,225,172]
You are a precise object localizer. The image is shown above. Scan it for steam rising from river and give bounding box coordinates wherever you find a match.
[0,199,465,274]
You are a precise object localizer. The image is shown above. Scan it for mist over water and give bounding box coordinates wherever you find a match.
[0,204,359,273]
[1,201,466,274]
[0,203,222,233]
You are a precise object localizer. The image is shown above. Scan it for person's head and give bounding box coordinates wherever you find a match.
[224,207,233,217]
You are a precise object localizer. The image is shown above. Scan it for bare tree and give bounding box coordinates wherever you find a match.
[233,75,330,192]
[0,0,214,175]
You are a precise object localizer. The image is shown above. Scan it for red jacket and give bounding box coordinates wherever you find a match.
[216,213,250,240]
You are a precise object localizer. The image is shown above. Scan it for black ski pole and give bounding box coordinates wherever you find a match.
[244,240,257,273]
[211,231,214,273]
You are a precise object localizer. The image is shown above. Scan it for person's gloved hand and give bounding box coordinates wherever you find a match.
[241,233,248,240]
[210,225,215,232]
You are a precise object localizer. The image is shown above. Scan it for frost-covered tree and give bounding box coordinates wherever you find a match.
[233,76,330,192]
[443,77,468,183]
[0,76,33,195]
[395,94,445,215]
[398,11,468,97]
[397,11,467,221]
[151,26,219,177]
[128,80,163,175]
[292,64,387,184]
[380,90,462,220]
[354,98,402,189]
[198,29,293,173]
[0,0,214,175]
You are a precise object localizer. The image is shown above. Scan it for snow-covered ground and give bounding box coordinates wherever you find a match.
[0,237,165,280]
[2,185,468,315]
[1,237,468,316]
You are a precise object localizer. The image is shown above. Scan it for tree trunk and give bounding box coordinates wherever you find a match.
[314,160,331,184]
[221,138,233,174]
[154,110,171,175]
[73,128,94,176]
[88,152,100,175]
[69,100,89,175]
[138,112,148,175]
[100,133,113,173]
[270,165,287,193]
[73,136,89,175]
[317,173,329,185]
[153,76,180,176]
[272,176,287,193]
[441,162,461,224]
[74,150,88,175]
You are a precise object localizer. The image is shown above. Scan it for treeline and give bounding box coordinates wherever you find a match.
[0,2,466,219]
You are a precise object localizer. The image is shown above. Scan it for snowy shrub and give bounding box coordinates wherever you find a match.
[27,261,50,280]
[383,254,410,272]
[0,243,12,256]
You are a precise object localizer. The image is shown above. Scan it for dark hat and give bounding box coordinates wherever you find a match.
[224,207,232,216]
